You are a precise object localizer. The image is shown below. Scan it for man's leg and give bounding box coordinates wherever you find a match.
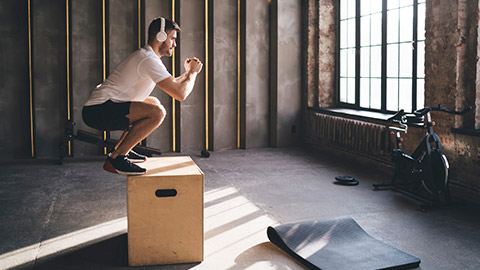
[113,97,162,150]
[111,97,166,159]
[114,131,129,150]
[112,97,161,161]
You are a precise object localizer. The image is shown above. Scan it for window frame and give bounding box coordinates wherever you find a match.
[337,0,424,113]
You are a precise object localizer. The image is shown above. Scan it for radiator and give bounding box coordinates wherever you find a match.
[312,113,386,156]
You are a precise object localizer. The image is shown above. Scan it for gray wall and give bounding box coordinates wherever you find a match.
[245,0,270,148]
[0,0,32,159]
[269,0,302,147]
[179,0,206,152]
[213,0,237,151]
[0,0,303,160]
[32,1,68,158]
[273,0,302,147]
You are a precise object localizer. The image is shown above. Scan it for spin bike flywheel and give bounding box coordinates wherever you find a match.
[420,150,449,195]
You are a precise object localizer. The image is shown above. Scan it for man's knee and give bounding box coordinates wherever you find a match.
[151,103,166,126]
[128,101,165,125]
[143,97,165,124]
[144,96,161,106]
[157,104,166,121]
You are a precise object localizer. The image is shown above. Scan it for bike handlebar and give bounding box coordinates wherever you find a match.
[387,104,472,124]
[414,104,472,116]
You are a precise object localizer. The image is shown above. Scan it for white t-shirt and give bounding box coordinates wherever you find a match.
[84,45,171,106]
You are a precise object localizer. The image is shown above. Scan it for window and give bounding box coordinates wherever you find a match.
[339,0,426,112]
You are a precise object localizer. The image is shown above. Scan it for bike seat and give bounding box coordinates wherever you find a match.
[404,113,424,125]
[387,110,423,125]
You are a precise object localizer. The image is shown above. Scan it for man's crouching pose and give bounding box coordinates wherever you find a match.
[82,17,202,175]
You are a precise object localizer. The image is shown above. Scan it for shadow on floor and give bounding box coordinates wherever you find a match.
[32,234,199,270]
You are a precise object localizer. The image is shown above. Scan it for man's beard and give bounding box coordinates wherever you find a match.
[159,43,173,57]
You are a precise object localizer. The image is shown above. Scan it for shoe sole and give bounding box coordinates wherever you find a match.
[103,160,146,176]
[129,158,147,164]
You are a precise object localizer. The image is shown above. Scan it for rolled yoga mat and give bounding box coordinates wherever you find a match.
[267,216,420,270]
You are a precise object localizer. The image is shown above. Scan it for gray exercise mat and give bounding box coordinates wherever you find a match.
[267,216,420,270]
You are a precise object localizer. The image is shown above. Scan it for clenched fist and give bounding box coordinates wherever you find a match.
[184,57,203,74]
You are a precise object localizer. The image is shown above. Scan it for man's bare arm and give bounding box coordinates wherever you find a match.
[156,57,202,101]
[156,71,198,101]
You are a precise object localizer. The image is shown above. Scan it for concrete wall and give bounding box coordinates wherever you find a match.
[179,0,206,152]
[213,0,237,151]
[0,0,31,159]
[245,0,270,148]
[0,0,303,160]
[270,0,302,147]
[32,1,67,158]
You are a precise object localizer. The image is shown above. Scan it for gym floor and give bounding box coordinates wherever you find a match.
[1,147,479,270]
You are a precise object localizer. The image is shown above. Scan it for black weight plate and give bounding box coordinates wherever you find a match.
[335,176,356,182]
[334,180,359,186]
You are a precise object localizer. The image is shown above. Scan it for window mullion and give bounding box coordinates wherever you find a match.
[381,0,387,112]
[355,0,361,108]
[412,0,418,111]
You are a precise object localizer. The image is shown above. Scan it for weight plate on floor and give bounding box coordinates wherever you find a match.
[335,176,356,182]
[334,180,359,186]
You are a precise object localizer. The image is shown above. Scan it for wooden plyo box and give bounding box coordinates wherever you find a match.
[127,156,204,267]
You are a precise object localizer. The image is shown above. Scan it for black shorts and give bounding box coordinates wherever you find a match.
[82,100,131,131]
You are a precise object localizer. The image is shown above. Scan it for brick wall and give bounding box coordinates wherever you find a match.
[303,0,480,203]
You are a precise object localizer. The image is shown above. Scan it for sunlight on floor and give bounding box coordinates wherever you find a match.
[193,186,304,270]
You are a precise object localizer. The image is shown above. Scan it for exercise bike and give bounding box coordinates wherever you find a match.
[373,104,472,206]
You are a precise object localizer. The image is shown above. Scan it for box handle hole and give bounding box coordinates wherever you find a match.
[155,189,177,197]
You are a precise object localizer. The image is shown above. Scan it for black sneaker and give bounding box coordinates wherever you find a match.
[126,150,148,163]
[103,155,146,175]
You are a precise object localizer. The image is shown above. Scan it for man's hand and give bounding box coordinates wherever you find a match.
[184,57,203,74]
[157,57,202,101]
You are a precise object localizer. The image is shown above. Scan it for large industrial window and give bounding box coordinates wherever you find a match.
[339,0,425,113]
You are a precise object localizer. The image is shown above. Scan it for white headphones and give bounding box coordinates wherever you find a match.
[156,17,167,42]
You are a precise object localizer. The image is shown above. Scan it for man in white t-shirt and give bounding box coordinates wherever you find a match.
[82,17,202,175]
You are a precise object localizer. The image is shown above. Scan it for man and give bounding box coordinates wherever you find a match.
[82,17,203,175]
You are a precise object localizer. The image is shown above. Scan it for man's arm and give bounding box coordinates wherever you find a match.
[156,57,202,101]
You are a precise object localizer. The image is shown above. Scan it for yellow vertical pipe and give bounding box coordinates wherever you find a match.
[28,0,35,158]
[172,0,177,152]
[237,0,240,149]
[102,0,107,154]
[205,0,209,151]
[138,0,141,49]
[137,0,143,147]
[66,0,70,121]
[66,0,72,156]
[102,0,106,82]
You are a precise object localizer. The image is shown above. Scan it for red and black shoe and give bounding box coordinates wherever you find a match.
[103,155,146,175]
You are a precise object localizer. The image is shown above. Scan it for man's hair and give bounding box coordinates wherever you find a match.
[147,17,181,44]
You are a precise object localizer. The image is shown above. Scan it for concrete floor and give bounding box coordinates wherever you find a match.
[1,147,480,270]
